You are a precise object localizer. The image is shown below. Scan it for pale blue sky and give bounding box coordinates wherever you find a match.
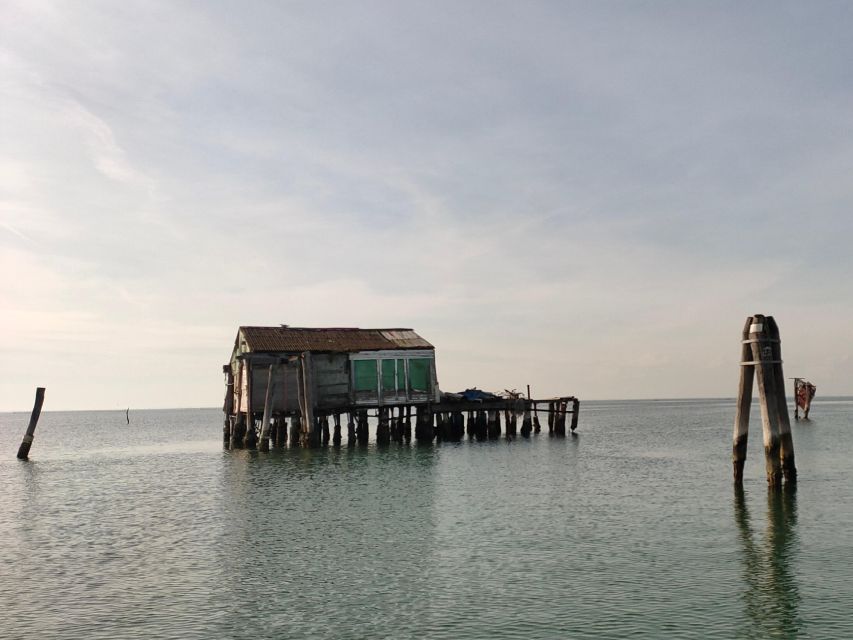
[2,1,852,410]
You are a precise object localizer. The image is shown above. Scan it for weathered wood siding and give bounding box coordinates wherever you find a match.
[313,354,351,409]
[249,363,300,413]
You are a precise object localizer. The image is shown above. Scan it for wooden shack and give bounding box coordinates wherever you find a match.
[223,326,439,448]
[223,324,580,450]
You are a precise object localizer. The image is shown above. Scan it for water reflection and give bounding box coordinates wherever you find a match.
[733,485,801,638]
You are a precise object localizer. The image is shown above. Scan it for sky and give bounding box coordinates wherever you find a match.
[2,1,853,411]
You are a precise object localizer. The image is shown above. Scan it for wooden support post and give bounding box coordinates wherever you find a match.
[17,387,45,460]
[547,402,555,433]
[554,400,567,436]
[231,361,243,449]
[243,360,256,448]
[505,408,516,439]
[768,317,796,484]
[570,398,580,432]
[223,367,234,446]
[533,403,541,433]
[290,416,301,447]
[377,407,390,445]
[750,315,783,488]
[792,378,800,421]
[243,361,257,449]
[403,406,412,443]
[391,407,401,443]
[333,413,342,446]
[357,410,369,445]
[274,416,285,449]
[298,352,318,448]
[321,416,330,445]
[347,412,356,446]
[475,410,487,440]
[231,414,245,449]
[259,365,275,452]
[415,407,433,443]
[733,317,754,484]
[521,405,532,438]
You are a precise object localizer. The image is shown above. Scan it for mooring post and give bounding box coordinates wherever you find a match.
[732,317,754,484]
[749,315,783,488]
[290,416,301,447]
[16,387,45,460]
[377,407,390,445]
[243,359,254,447]
[357,410,369,445]
[333,413,342,446]
[297,352,319,447]
[768,317,796,484]
[223,367,234,446]
[521,405,532,438]
[792,378,800,421]
[570,398,580,432]
[258,365,275,452]
[346,412,356,446]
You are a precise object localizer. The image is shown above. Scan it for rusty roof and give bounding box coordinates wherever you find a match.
[238,326,434,353]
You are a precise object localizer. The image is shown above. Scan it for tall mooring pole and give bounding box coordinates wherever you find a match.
[732,315,796,487]
[17,387,45,460]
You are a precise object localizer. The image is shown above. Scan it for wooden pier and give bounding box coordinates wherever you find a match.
[222,326,580,449]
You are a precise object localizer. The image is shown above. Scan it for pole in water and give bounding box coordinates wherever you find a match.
[17,388,46,460]
[126,408,129,425]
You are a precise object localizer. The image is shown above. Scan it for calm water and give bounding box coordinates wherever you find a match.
[1,399,852,639]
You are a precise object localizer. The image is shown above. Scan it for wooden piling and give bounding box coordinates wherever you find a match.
[377,407,390,445]
[223,367,234,446]
[347,412,356,446]
[333,413,342,446]
[767,317,796,484]
[274,416,285,448]
[298,352,319,447]
[570,399,579,432]
[259,364,275,452]
[357,410,369,445]
[290,416,301,447]
[245,360,253,441]
[533,403,541,433]
[732,317,754,484]
[749,315,783,488]
[415,407,433,443]
[16,387,45,460]
[403,406,412,442]
[521,405,532,438]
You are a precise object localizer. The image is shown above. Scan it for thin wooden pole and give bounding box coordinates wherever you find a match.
[17,387,45,460]
[570,398,580,432]
[223,367,234,446]
[732,317,754,484]
[243,359,256,448]
[258,364,275,452]
[768,317,796,484]
[750,315,783,488]
[792,378,800,421]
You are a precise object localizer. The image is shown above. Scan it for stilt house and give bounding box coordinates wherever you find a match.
[224,326,439,422]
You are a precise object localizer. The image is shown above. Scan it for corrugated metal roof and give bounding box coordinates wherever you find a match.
[239,326,434,353]
[380,330,434,349]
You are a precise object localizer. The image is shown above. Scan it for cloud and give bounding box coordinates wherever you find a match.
[1,1,852,409]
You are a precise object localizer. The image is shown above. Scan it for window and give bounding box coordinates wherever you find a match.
[408,359,430,392]
[381,359,396,392]
[353,360,378,392]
